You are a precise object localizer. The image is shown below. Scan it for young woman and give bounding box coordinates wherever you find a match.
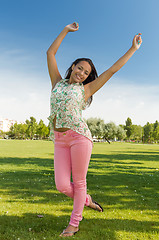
[47,22,142,237]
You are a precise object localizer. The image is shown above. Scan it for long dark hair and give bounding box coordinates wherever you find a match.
[64,58,98,107]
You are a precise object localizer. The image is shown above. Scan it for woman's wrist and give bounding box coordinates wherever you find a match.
[130,45,137,53]
[64,26,69,34]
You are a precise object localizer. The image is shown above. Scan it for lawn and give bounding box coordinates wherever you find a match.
[0,140,159,240]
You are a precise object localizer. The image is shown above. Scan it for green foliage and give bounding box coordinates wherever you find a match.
[3,116,159,144]
[8,117,49,140]
[143,122,153,143]
[86,118,126,141]
[100,117,159,143]
[152,121,159,143]
[131,125,143,142]
[104,122,117,140]
[0,130,7,139]
[86,117,105,139]
[36,119,49,140]
[125,117,133,139]
[116,125,126,140]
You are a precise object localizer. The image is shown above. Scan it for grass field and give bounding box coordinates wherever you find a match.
[0,140,159,240]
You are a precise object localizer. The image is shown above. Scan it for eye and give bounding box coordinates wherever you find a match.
[78,66,89,75]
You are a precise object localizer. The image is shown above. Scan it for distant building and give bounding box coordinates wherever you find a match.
[0,118,17,132]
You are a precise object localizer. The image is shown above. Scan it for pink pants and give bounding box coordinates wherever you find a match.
[54,129,93,227]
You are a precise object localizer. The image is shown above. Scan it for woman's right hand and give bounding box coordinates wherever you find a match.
[132,33,142,50]
[65,22,79,32]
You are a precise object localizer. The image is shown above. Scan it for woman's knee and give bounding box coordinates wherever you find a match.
[56,182,71,194]
[73,179,87,189]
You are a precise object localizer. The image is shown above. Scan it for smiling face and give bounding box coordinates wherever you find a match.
[69,61,92,84]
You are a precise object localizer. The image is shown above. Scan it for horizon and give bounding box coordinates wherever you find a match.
[0,114,158,128]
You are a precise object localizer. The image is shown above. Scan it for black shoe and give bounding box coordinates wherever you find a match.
[89,196,104,212]
[60,229,80,237]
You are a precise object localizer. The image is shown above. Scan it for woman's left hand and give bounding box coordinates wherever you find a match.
[132,33,142,50]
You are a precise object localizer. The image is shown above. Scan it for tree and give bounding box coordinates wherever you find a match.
[4,117,50,140]
[103,122,117,140]
[125,117,132,139]
[19,123,28,139]
[131,125,143,142]
[0,130,6,139]
[37,119,49,139]
[143,122,153,143]
[152,120,159,143]
[86,118,105,139]
[26,117,38,140]
[116,126,126,140]
[12,122,20,139]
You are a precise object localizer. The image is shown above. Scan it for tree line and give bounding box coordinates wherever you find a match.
[1,117,49,140]
[86,117,159,143]
[0,116,159,143]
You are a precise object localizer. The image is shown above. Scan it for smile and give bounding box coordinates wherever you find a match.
[76,75,82,80]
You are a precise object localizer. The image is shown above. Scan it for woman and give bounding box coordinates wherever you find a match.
[47,22,142,237]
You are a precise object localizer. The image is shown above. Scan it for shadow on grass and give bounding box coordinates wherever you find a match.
[0,155,159,212]
[0,153,159,203]
[91,152,159,162]
[0,213,158,240]
[0,156,54,167]
[0,149,159,239]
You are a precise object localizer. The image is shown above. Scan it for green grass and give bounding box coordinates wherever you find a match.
[0,140,159,240]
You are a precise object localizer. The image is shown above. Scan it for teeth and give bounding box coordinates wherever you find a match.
[76,75,81,80]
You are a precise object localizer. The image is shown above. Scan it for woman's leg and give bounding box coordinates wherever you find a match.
[69,137,93,227]
[54,142,74,198]
[54,134,91,204]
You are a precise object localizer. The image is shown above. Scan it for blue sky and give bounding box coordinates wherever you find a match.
[0,0,159,126]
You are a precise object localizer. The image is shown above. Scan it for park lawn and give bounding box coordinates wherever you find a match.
[0,140,159,240]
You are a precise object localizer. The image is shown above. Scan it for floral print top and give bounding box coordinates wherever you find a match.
[48,79,93,142]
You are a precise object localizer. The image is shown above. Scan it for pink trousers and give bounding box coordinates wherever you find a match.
[54,129,93,227]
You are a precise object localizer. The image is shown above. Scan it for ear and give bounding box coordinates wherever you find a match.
[72,64,75,71]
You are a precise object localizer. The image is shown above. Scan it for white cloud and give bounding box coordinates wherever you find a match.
[0,70,51,125]
[1,48,159,127]
[1,67,159,127]
[83,78,159,126]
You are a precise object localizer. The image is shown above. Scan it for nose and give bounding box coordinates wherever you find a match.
[79,70,84,76]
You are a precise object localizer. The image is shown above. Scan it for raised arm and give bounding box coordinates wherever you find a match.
[47,22,79,89]
[84,33,142,101]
